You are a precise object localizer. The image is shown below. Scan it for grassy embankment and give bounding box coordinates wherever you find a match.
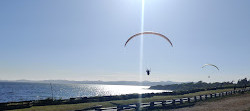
[10,88,236,111]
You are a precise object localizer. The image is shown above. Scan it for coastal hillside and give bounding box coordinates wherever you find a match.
[150,78,250,91]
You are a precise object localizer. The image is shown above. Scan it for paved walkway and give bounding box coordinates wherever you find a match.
[171,92,250,111]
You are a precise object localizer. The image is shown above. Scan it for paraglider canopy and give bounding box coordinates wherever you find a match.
[202,64,219,71]
[124,31,173,47]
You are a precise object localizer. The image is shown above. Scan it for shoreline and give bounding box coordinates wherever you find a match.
[0,82,170,103]
[0,89,170,104]
[3,88,246,111]
[1,87,243,110]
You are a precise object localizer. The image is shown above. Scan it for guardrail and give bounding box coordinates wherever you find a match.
[78,88,250,111]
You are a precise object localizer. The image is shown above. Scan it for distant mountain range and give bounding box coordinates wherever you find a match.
[0,79,181,86]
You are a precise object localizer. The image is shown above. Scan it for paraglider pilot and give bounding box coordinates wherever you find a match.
[146,69,151,75]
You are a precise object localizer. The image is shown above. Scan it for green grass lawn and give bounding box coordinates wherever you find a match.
[10,88,235,111]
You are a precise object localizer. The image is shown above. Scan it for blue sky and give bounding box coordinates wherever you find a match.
[0,0,249,82]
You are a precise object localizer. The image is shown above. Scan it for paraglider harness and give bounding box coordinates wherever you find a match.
[146,69,151,75]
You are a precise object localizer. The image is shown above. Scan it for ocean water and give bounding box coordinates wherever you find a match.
[0,82,168,103]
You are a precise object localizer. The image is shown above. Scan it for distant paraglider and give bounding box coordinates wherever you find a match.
[202,64,219,79]
[202,64,219,70]
[124,31,173,47]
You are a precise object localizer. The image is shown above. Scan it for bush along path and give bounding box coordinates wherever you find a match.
[81,88,250,111]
